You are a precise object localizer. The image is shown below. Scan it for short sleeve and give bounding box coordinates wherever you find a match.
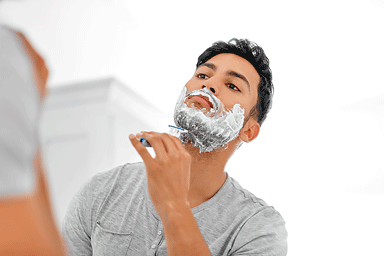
[0,26,40,196]
[230,206,288,256]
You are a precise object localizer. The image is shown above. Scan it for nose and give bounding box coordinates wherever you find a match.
[202,85,216,94]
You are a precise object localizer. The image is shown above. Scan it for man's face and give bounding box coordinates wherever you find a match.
[173,53,261,153]
[184,53,260,119]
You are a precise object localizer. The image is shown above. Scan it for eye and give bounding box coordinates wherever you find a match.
[196,73,209,79]
[227,83,240,92]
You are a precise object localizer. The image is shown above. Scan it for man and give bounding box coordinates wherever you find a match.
[0,26,67,255]
[63,38,287,255]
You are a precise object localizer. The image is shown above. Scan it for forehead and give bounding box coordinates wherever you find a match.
[199,53,261,90]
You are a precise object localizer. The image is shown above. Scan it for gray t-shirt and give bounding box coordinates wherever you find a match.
[62,162,287,255]
[0,26,39,196]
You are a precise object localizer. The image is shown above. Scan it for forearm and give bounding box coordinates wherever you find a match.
[0,149,67,255]
[161,204,211,256]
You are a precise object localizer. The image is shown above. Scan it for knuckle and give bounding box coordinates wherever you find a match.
[159,157,170,165]
[159,133,169,139]
[170,152,181,159]
[151,136,160,143]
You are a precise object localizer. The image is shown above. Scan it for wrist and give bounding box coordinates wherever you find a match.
[159,201,191,224]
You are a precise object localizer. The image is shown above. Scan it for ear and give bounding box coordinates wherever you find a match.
[238,118,260,143]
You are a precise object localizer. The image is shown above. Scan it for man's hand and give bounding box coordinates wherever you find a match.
[129,132,211,255]
[129,132,192,219]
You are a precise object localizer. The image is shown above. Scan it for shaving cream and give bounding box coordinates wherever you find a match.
[173,87,245,153]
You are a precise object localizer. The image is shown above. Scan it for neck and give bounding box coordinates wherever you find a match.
[183,139,240,208]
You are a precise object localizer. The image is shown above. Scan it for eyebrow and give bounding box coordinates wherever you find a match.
[226,70,250,90]
[198,62,251,91]
[200,62,216,71]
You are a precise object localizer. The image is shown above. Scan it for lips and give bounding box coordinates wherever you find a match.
[189,95,213,108]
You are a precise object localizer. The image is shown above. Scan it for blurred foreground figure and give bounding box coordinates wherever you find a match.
[0,26,67,255]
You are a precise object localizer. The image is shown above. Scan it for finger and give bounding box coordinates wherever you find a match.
[138,132,167,160]
[145,132,179,154]
[169,134,186,152]
[129,134,153,163]
[134,133,151,147]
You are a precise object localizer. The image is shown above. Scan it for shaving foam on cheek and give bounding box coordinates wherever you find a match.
[173,86,245,153]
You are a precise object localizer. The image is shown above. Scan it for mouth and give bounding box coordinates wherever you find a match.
[188,95,213,109]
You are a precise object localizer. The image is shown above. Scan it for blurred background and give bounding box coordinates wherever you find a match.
[1,0,383,255]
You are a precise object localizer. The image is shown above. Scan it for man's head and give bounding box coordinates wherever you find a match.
[196,38,274,127]
[174,38,273,153]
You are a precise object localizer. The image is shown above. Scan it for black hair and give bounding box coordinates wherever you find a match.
[196,38,273,126]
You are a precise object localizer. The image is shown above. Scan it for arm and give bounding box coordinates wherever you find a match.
[0,149,67,255]
[13,31,92,255]
[0,28,66,255]
[162,203,211,256]
[129,132,211,256]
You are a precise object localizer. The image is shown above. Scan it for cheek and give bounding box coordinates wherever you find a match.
[184,79,200,94]
[223,98,251,115]
[244,101,256,118]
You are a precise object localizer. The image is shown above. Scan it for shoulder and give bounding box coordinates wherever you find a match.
[0,26,17,47]
[225,175,271,212]
[63,162,146,234]
[226,176,288,255]
[79,162,146,199]
[65,162,146,217]
[0,26,29,70]
[232,207,287,255]
[0,25,38,108]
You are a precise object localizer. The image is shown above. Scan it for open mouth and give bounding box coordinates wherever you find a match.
[188,95,213,109]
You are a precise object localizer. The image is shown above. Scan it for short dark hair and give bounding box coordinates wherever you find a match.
[196,38,274,126]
